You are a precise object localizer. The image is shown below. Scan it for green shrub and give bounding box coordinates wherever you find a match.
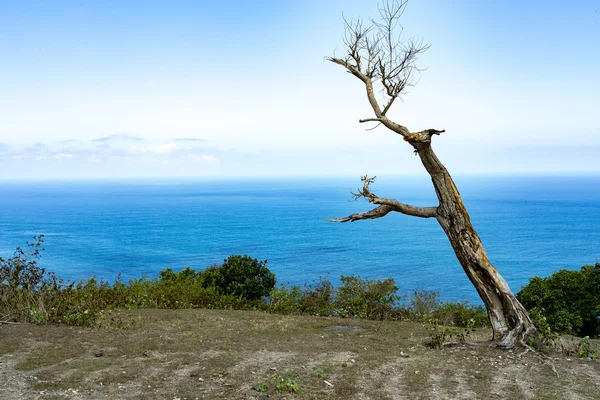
[334,275,400,320]
[517,263,600,337]
[436,301,488,328]
[406,289,488,328]
[0,235,50,323]
[268,285,304,314]
[0,236,108,327]
[408,289,441,322]
[200,255,275,301]
[44,277,109,326]
[267,277,334,316]
[299,277,334,316]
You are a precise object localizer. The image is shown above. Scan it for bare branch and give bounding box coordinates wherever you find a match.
[372,198,438,218]
[359,118,383,124]
[365,123,382,131]
[331,175,438,221]
[350,175,377,199]
[329,0,429,137]
[329,57,368,82]
[326,205,395,222]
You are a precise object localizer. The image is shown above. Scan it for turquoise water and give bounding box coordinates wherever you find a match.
[1,176,599,303]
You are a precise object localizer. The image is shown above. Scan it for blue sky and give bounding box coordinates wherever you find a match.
[1,0,598,179]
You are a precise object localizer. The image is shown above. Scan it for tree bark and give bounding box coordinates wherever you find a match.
[411,138,535,348]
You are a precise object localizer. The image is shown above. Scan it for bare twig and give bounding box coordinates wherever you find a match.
[365,123,382,131]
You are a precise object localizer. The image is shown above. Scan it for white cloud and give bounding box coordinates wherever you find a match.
[2,135,218,169]
[53,153,73,159]
[189,154,218,164]
[92,134,144,143]
[140,142,177,155]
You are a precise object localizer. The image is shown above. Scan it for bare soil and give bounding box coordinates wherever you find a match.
[1,309,599,399]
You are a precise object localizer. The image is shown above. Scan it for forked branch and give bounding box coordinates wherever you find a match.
[327,175,438,222]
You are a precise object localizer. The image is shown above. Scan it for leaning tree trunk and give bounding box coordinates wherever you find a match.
[411,136,535,348]
[326,0,537,347]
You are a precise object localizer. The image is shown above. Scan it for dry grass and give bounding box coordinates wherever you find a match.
[1,309,599,399]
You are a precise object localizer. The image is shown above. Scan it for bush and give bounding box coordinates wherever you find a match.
[406,289,489,328]
[0,235,49,323]
[517,263,600,337]
[268,285,304,314]
[334,275,400,320]
[200,255,275,301]
[1,240,272,325]
[267,277,335,317]
[299,277,334,316]
[0,236,108,326]
[2,238,491,331]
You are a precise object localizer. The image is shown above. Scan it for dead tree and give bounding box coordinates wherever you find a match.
[328,0,535,348]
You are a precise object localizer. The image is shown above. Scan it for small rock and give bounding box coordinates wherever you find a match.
[93,350,103,357]
[400,351,410,358]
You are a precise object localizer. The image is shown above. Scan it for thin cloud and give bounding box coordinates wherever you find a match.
[174,138,208,144]
[92,134,144,143]
[53,153,73,160]
[5,136,220,168]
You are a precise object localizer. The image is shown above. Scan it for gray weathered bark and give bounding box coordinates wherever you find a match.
[410,133,535,347]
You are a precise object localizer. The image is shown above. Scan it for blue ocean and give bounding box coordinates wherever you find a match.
[1,176,599,304]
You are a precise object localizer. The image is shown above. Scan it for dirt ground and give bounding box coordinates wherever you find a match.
[1,309,599,399]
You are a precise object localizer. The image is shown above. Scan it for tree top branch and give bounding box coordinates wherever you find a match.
[329,0,429,138]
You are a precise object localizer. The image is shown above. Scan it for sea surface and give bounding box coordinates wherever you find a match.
[1,175,599,304]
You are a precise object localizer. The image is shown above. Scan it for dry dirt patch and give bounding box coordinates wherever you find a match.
[1,309,599,399]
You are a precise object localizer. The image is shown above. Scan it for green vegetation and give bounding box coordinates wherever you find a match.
[276,376,300,394]
[1,236,490,331]
[517,263,600,337]
[199,254,275,301]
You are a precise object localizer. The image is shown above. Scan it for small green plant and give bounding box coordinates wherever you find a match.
[186,332,202,339]
[527,307,558,350]
[578,336,598,359]
[315,368,325,379]
[276,376,300,394]
[428,317,458,349]
[255,379,268,392]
